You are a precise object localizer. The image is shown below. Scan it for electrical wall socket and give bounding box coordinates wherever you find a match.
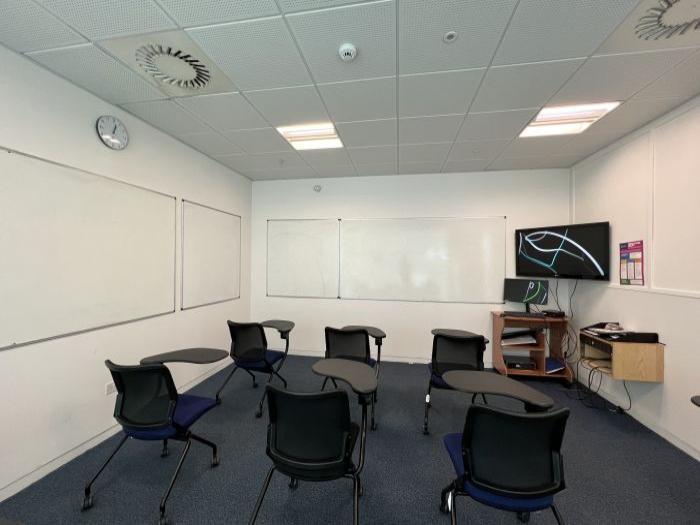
[105,381,116,396]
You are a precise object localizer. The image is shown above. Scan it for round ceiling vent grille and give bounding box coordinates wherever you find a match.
[635,0,700,40]
[135,44,211,90]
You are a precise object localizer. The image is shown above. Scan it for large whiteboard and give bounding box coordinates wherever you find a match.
[267,219,339,298]
[339,217,506,303]
[181,200,241,309]
[0,150,176,350]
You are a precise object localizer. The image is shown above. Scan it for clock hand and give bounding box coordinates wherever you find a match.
[113,124,117,134]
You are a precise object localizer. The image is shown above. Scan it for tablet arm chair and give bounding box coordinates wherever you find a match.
[441,405,570,525]
[423,332,486,435]
[82,361,218,525]
[249,386,367,525]
[324,327,378,430]
[217,321,289,417]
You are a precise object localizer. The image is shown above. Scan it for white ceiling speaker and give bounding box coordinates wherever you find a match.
[636,0,700,40]
[443,30,459,43]
[339,43,358,62]
[135,44,211,89]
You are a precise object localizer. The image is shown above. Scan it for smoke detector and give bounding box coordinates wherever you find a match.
[339,43,357,62]
[135,44,210,90]
[636,0,700,40]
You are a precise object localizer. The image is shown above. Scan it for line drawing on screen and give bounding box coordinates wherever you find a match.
[518,229,605,277]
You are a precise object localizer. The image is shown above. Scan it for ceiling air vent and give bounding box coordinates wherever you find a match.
[636,0,700,40]
[135,44,210,90]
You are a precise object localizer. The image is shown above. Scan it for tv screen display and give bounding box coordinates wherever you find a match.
[515,222,610,280]
[503,278,549,305]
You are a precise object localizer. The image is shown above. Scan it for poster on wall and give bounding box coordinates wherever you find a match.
[620,241,644,286]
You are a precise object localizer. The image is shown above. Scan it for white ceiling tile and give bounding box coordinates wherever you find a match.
[598,0,700,55]
[489,155,581,170]
[278,0,367,13]
[589,96,686,135]
[355,162,398,176]
[399,161,444,174]
[213,154,251,172]
[398,115,463,144]
[177,131,244,156]
[457,109,539,141]
[318,77,396,122]
[299,149,352,166]
[121,100,209,135]
[551,49,696,105]
[175,92,268,131]
[493,0,639,66]
[37,0,175,40]
[555,130,627,158]
[28,44,165,104]
[500,136,575,158]
[245,86,330,126]
[245,166,318,179]
[635,49,700,101]
[448,139,511,161]
[399,69,485,118]
[313,165,358,178]
[471,59,584,112]
[287,0,396,83]
[227,151,308,170]
[223,128,293,153]
[157,0,279,27]
[0,0,85,53]
[398,143,451,164]
[443,159,491,173]
[348,145,397,164]
[335,119,397,148]
[399,0,518,74]
[187,17,312,90]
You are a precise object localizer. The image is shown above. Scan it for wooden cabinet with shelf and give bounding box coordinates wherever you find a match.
[580,332,664,382]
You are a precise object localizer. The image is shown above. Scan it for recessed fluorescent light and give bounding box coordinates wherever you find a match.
[277,122,343,150]
[520,102,620,137]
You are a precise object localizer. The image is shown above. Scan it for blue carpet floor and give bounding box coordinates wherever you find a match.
[1,356,698,524]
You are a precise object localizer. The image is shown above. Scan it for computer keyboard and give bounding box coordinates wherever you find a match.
[502,311,546,318]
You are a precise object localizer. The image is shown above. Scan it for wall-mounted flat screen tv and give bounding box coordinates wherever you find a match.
[515,222,610,280]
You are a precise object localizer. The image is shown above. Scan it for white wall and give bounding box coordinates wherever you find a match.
[0,45,252,499]
[572,95,700,460]
[251,170,570,365]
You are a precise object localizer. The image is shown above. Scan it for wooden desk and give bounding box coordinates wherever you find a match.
[491,312,572,382]
[580,331,664,383]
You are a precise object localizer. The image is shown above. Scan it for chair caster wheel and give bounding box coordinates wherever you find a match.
[81,495,93,511]
[371,422,377,431]
[211,456,220,468]
[160,449,169,458]
[439,502,448,514]
[288,478,298,490]
[253,383,259,389]
[422,426,429,435]
[215,397,222,405]
[517,511,530,523]
[159,515,168,525]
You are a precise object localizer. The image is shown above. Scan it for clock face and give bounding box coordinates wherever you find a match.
[96,116,128,150]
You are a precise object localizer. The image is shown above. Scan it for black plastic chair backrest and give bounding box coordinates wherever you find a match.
[105,360,177,429]
[462,404,569,498]
[431,333,485,376]
[325,327,370,363]
[227,321,267,361]
[266,385,354,471]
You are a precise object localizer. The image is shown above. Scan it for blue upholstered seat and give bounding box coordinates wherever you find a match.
[124,394,217,441]
[427,364,450,388]
[443,433,554,512]
[234,349,285,370]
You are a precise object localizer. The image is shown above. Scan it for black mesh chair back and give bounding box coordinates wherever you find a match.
[228,321,267,362]
[105,360,177,430]
[432,333,485,376]
[325,327,371,363]
[266,385,357,480]
[462,404,569,498]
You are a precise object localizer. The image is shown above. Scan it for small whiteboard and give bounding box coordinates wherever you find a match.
[339,217,506,303]
[181,200,241,309]
[267,219,339,298]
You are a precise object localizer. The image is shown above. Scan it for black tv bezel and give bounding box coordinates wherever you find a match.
[515,221,610,281]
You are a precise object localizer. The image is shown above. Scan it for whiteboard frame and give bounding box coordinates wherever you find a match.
[0,146,177,352]
[180,199,242,311]
[338,216,508,304]
[266,218,341,299]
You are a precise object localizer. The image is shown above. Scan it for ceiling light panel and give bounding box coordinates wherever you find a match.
[36,0,176,40]
[187,17,312,90]
[286,0,396,83]
[157,0,279,27]
[0,0,85,53]
[27,44,164,104]
[277,122,343,150]
[399,0,518,74]
[520,102,620,137]
[457,109,539,141]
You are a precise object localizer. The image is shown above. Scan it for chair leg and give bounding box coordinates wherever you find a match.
[321,377,329,390]
[481,393,488,405]
[249,466,276,525]
[244,369,258,388]
[551,504,565,525]
[159,439,192,524]
[423,383,432,435]
[471,392,477,404]
[273,370,288,388]
[256,372,276,418]
[370,391,377,431]
[190,432,219,467]
[450,489,457,525]
[215,365,237,403]
[440,481,454,514]
[161,439,169,458]
[82,434,128,510]
[517,511,531,523]
[288,477,299,490]
[352,474,360,525]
